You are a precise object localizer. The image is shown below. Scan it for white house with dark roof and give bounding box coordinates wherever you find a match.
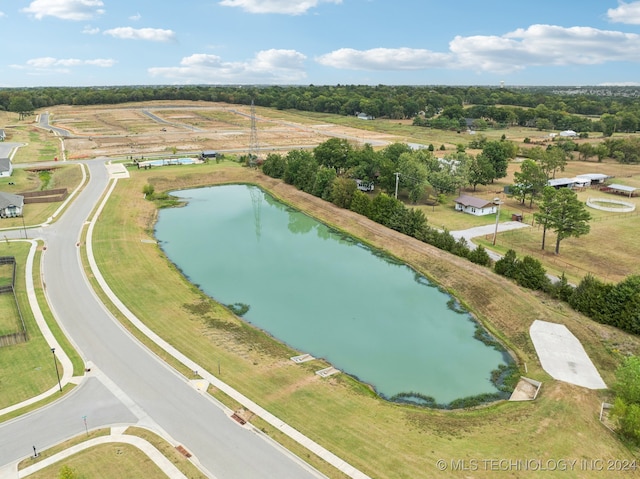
[0,158,12,178]
[453,195,498,216]
[0,192,23,218]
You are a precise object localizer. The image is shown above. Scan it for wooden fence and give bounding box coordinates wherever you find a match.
[0,331,27,347]
[20,188,68,204]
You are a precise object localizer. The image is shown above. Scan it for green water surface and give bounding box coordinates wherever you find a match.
[155,184,508,403]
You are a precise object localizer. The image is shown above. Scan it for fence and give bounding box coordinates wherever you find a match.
[0,331,27,347]
[0,256,27,348]
[20,188,68,204]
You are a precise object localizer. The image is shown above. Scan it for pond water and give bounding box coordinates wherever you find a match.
[154,184,509,404]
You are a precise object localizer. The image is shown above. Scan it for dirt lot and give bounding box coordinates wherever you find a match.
[49,101,395,159]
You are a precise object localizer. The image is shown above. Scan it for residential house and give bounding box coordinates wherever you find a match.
[0,192,24,218]
[0,158,12,178]
[453,195,498,216]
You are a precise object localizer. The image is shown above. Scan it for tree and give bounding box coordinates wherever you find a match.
[261,153,286,178]
[539,145,567,179]
[512,159,547,207]
[313,138,352,175]
[283,150,317,193]
[330,177,357,209]
[311,166,337,200]
[8,96,34,120]
[612,356,640,443]
[397,152,429,203]
[546,188,591,254]
[478,140,514,181]
[533,186,556,251]
[466,154,495,191]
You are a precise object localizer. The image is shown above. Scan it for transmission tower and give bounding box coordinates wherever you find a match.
[248,99,259,167]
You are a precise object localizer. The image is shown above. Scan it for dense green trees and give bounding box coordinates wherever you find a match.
[612,356,640,444]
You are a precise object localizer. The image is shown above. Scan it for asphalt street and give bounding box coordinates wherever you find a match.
[0,156,325,478]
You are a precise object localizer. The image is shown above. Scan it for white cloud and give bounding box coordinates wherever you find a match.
[0,11,6,18]
[450,24,640,73]
[317,24,640,75]
[316,48,451,70]
[22,0,105,21]
[599,81,640,86]
[149,49,307,84]
[11,56,115,74]
[607,1,640,24]
[83,25,100,34]
[129,12,142,21]
[103,27,176,42]
[219,0,341,15]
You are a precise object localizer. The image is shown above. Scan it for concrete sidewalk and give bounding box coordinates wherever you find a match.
[17,428,188,479]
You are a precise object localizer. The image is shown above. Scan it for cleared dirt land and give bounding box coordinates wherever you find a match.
[48,101,394,159]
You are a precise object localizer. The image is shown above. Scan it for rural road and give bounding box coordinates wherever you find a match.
[0,153,327,478]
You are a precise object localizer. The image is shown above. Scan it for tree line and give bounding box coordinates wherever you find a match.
[260,139,493,267]
[4,84,640,137]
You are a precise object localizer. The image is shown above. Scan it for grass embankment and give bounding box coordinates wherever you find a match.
[90,161,640,479]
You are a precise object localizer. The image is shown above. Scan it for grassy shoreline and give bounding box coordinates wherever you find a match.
[88,161,640,478]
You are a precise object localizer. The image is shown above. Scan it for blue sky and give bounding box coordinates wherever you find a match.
[4,0,640,87]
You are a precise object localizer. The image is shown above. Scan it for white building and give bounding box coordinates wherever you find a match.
[453,195,497,216]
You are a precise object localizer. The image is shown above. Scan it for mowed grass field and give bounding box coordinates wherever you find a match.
[0,242,59,409]
[90,161,640,479]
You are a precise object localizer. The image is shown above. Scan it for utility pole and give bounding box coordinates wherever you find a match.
[394,172,400,199]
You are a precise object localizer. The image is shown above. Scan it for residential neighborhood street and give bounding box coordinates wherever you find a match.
[0,157,328,479]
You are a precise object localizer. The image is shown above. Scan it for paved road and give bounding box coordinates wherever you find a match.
[38,113,71,138]
[0,378,137,468]
[0,159,325,479]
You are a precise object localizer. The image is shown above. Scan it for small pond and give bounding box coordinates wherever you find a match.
[154,184,511,404]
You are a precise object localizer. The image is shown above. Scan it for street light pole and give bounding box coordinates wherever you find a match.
[492,197,501,246]
[51,347,62,392]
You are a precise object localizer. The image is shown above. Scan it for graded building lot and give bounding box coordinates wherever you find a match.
[4,102,640,478]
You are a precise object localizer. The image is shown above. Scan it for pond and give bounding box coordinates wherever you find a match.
[154,184,511,404]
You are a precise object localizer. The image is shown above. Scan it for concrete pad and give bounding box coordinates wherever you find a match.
[106,162,130,178]
[530,320,607,389]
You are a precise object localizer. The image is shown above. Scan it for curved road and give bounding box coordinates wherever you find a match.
[0,157,325,478]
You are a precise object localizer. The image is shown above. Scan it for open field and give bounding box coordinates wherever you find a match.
[89,160,640,478]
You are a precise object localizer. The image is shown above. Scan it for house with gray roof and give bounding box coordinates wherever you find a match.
[0,158,12,178]
[453,195,498,216]
[0,192,24,218]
